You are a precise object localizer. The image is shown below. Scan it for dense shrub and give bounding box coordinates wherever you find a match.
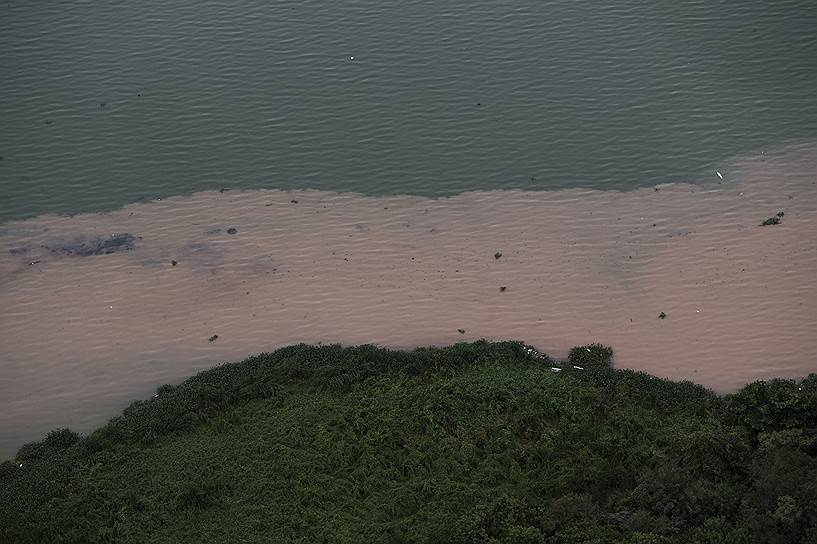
[567,343,614,369]
[1,342,815,543]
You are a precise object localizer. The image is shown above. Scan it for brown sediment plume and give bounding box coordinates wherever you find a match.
[0,142,816,457]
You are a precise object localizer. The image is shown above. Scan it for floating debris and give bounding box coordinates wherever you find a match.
[226,227,238,235]
[760,213,783,226]
[457,329,466,334]
[499,286,507,292]
[208,335,219,342]
[8,245,30,256]
[171,260,178,266]
[658,312,667,319]
[43,233,137,256]
[494,252,502,260]
[524,346,548,361]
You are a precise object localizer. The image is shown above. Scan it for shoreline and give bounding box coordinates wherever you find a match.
[1,141,816,457]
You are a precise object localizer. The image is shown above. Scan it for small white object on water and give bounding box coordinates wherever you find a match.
[19,463,23,467]
[551,367,562,373]
[696,309,700,313]
[109,306,113,310]
[586,348,591,352]
[716,171,723,180]
[349,56,355,60]
[573,365,585,370]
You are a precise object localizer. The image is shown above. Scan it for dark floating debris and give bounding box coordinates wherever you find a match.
[28,260,41,266]
[226,227,238,235]
[8,245,30,256]
[290,199,299,204]
[171,260,178,266]
[658,311,667,319]
[494,252,502,260]
[760,212,784,226]
[208,335,218,342]
[457,329,466,334]
[43,233,137,256]
[499,286,507,292]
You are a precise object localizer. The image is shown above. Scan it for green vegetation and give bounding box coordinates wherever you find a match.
[1,341,816,543]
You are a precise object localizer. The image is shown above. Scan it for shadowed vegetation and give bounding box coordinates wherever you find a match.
[1,341,815,543]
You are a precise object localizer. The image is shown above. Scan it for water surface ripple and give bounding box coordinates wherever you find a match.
[1,0,816,220]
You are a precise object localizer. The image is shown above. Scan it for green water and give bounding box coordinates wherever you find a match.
[1,0,815,222]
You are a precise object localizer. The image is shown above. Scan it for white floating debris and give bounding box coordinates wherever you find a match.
[349,56,355,60]
[573,365,585,370]
[551,367,562,373]
[716,171,723,180]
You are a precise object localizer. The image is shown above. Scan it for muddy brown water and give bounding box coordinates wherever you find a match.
[1,142,816,458]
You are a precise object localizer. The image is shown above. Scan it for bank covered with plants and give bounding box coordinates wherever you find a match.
[1,341,815,543]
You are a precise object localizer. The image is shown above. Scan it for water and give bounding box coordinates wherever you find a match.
[1,0,816,222]
[1,1,816,458]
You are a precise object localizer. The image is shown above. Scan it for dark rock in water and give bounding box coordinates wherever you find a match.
[226,227,238,235]
[8,245,30,256]
[44,233,137,256]
[760,215,781,226]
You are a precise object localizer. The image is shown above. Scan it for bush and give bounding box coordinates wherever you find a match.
[2,341,816,543]
[16,428,80,461]
[567,343,614,369]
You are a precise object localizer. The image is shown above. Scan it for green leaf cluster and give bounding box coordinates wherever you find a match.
[1,341,815,543]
